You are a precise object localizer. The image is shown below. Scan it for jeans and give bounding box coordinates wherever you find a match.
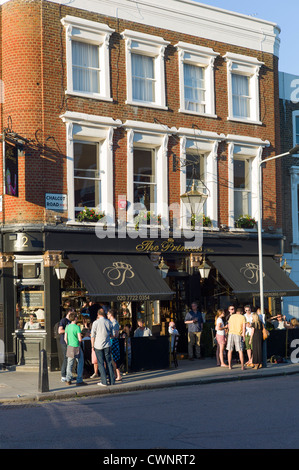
[60,342,68,378]
[94,347,115,386]
[188,331,202,359]
[66,348,84,383]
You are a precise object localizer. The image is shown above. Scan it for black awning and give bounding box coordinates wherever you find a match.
[208,256,299,297]
[67,254,174,301]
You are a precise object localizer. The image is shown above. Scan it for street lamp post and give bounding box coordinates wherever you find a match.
[257,144,299,317]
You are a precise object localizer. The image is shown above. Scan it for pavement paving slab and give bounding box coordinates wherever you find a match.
[1,358,298,405]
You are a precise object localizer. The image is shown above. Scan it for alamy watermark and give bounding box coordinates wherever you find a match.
[94,198,204,249]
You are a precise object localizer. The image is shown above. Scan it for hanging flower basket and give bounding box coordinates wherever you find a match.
[77,207,105,223]
[235,215,257,229]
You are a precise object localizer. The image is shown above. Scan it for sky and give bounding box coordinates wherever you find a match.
[194,0,298,76]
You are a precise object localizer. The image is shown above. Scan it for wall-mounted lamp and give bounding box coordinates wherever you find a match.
[158,257,169,278]
[54,260,68,281]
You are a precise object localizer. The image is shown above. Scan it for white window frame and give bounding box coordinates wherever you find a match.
[60,111,122,224]
[176,42,219,118]
[121,29,169,110]
[227,135,270,229]
[178,128,225,229]
[292,110,299,149]
[290,166,299,244]
[61,15,114,101]
[124,120,176,227]
[224,52,263,125]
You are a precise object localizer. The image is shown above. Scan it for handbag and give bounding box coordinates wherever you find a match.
[262,327,269,341]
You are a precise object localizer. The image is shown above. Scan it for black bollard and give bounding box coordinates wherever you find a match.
[38,349,49,393]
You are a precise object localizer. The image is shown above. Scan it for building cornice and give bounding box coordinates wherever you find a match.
[0,0,280,56]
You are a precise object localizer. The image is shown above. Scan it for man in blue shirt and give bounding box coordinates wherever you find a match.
[184,302,204,360]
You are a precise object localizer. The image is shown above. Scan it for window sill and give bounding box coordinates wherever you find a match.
[65,90,113,102]
[230,227,258,232]
[227,116,263,126]
[179,109,218,119]
[126,100,168,111]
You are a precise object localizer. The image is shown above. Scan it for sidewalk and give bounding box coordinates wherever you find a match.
[1,357,299,405]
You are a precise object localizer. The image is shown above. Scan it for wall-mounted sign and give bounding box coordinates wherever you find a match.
[5,142,18,197]
[45,193,67,212]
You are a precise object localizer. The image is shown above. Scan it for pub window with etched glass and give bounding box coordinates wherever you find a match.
[14,260,45,331]
[74,141,101,219]
[234,157,252,220]
[133,148,157,214]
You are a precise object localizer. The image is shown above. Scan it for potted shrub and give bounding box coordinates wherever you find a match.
[77,207,105,223]
[134,211,161,230]
[191,214,212,230]
[235,214,257,229]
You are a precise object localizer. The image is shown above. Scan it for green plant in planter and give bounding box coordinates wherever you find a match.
[134,211,161,230]
[77,207,105,222]
[191,214,212,230]
[235,214,257,229]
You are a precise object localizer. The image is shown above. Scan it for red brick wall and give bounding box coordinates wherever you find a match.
[0,0,281,228]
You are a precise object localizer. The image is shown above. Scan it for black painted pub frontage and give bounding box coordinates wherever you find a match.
[0,224,298,370]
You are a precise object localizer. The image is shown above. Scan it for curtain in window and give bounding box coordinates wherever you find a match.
[184,64,205,113]
[132,54,155,102]
[232,74,250,118]
[72,41,100,93]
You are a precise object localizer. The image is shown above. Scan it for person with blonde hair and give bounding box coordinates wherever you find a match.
[215,309,228,367]
[249,313,263,369]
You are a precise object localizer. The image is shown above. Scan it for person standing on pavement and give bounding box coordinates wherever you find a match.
[64,313,87,386]
[226,307,246,370]
[58,309,72,383]
[107,309,122,382]
[184,302,204,360]
[244,305,253,366]
[91,309,115,387]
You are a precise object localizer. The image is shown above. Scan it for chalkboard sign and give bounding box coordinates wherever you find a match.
[21,291,44,308]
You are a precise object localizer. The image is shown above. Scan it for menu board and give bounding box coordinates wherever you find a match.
[21,291,44,309]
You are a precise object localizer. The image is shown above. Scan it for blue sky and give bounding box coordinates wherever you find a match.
[194,0,298,76]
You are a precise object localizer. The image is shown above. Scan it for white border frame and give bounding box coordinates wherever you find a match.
[224,52,264,125]
[60,111,122,224]
[178,128,225,229]
[121,29,170,110]
[227,134,269,229]
[176,41,219,118]
[61,15,115,102]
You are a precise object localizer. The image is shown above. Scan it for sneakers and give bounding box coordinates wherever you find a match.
[97,382,107,387]
[90,373,98,379]
[76,381,88,386]
[61,377,67,383]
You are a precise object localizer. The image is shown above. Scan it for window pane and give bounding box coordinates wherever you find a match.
[72,41,99,93]
[186,153,205,189]
[74,142,100,209]
[234,158,251,219]
[132,54,155,102]
[133,149,156,210]
[234,159,250,189]
[232,74,250,118]
[184,63,205,113]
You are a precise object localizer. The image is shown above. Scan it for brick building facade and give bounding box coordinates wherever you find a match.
[0,0,294,368]
[279,71,299,319]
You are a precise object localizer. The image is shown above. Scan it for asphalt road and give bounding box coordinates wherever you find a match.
[0,374,298,450]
